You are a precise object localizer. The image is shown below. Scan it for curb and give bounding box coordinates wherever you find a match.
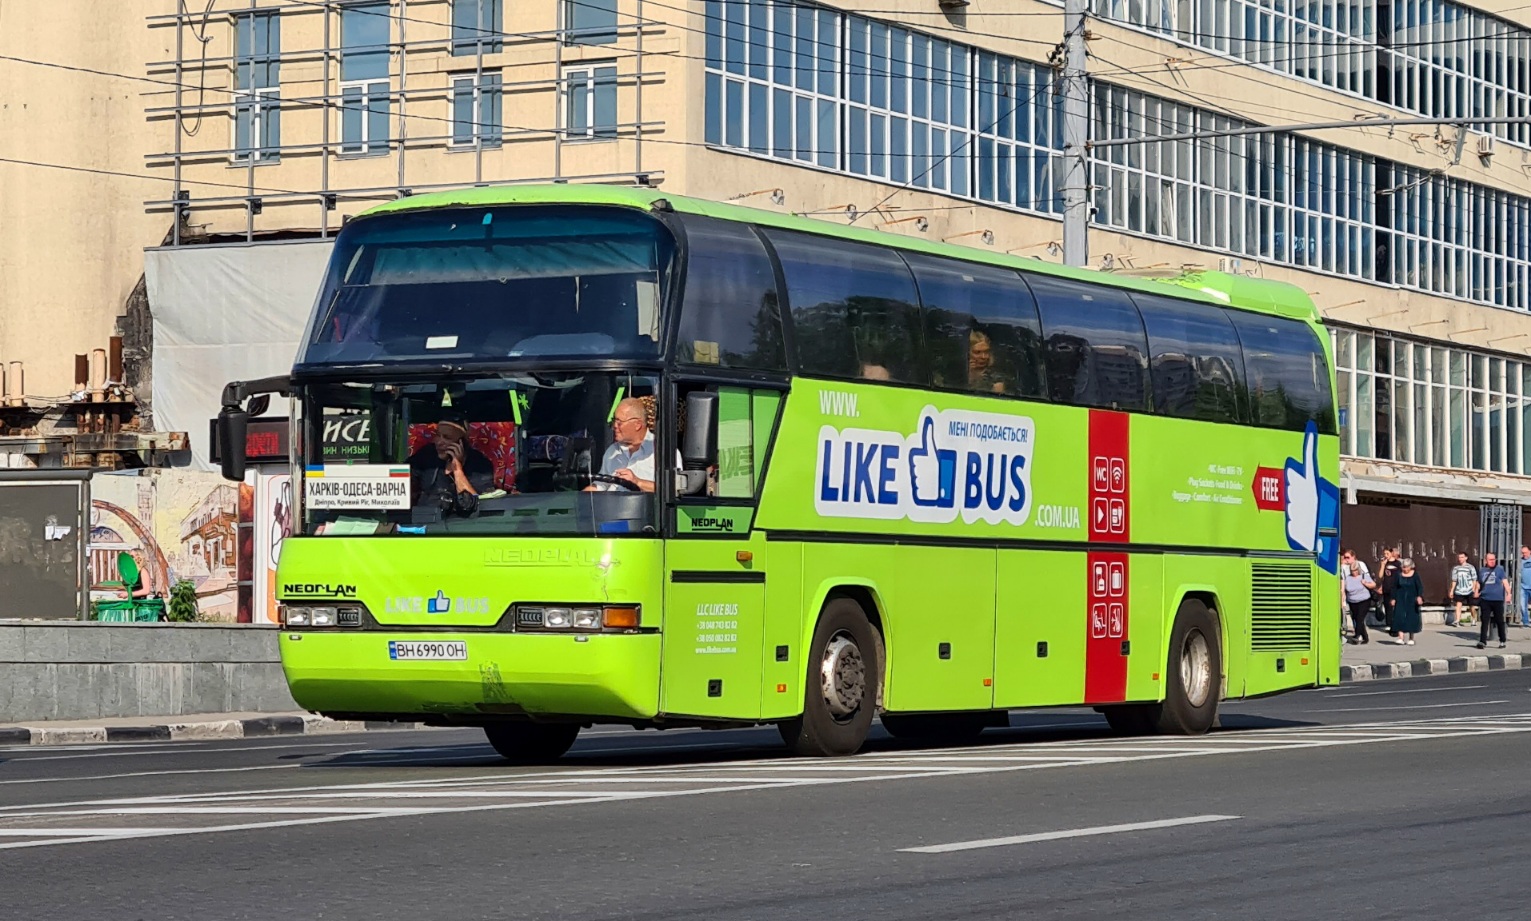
[1341,653,1525,682]
[0,715,426,747]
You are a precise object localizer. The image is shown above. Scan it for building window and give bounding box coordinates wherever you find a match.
[451,72,503,147]
[340,1,391,155]
[1332,328,1527,476]
[234,11,280,162]
[564,65,618,139]
[566,0,618,45]
[452,0,502,56]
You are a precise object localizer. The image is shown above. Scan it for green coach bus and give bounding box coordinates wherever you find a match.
[216,184,1341,762]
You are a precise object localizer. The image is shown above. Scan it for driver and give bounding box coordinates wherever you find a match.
[409,412,495,514]
[588,397,660,493]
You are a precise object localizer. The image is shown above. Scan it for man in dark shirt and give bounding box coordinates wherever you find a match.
[1377,546,1402,634]
[408,413,495,515]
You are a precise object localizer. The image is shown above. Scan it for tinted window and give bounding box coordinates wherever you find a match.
[1027,273,1150,410]
[905,254,1046,399]
[302,205,673,365]
[766,231,924,383]
[1134,293,1247,424]
[1229,312,1337,433]
[675,218,787,372]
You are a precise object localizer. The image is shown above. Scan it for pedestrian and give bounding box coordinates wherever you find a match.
[1518,545,1531,627]
[1389,558,1424,645]
[1476,551,1510,650]
[1340,549,1376,645]
[1377,546,1402,635]
[1448,551,1477,627]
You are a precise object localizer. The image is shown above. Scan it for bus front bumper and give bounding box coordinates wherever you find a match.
[278,631,661,721]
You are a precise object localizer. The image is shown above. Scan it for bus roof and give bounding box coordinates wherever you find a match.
[360,184,1320,324]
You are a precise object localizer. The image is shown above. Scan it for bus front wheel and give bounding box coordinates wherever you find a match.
[778,597,879,757]
[484,722,580,763]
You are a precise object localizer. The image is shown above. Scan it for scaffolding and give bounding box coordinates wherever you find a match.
[143,0,667,244]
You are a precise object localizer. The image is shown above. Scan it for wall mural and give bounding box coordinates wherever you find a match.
[89,469,248,622]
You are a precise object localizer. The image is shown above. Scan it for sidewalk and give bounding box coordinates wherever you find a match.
[0,711,426,746]
[1340,617,1531,682]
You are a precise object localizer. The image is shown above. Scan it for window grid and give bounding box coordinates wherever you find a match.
[705,0,1531,314]
[233,11,281,163]
[450,72,503,148]
[1094,0,1531,149]
[1334,327,1531,476]
[564,64,619,139]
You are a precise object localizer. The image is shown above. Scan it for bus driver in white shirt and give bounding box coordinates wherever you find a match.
[587,397,660,493]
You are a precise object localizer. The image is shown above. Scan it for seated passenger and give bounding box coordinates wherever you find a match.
[968,330,1008,394]
[409,412,495,514]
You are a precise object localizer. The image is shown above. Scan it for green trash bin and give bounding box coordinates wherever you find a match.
[94,552,167,622]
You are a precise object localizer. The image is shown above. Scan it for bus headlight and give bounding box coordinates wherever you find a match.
[509,604,641,632]
[281,604,368,628]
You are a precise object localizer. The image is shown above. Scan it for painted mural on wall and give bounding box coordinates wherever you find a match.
[89,469,246,622]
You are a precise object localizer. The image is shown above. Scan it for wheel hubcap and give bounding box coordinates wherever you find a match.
[820,631,866,719]
[1181,630,1212,708]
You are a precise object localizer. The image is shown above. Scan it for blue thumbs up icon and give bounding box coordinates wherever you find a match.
[909,415,956,508]
[427,590,452,614]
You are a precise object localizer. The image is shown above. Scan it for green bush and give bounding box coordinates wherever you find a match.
[167,580,201,622]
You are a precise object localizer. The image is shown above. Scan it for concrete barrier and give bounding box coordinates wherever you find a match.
[0,621,296,721]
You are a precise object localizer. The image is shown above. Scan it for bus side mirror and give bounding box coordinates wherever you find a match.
[217,407,248,482]
[682,392,718,470]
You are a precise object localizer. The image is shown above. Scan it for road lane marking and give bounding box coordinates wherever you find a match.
[1324,686,1488,699]
[1308,701,1509,713]
[899,815,1242,853]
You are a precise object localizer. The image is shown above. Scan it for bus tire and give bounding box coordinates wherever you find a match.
[778,597,878,757]
[483,722,581,763]
[1156,598,1222,735]
[881,712,989,745]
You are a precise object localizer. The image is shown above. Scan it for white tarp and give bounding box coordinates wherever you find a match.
[144,240,334,470]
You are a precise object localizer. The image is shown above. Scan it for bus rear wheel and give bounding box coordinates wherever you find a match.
[1157,598,1221,734]
[881,712,990,745]
[1100,599,1222,736]
[483,722,580,763]
[778,597,879,757]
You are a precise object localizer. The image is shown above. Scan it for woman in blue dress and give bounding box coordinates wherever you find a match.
[1389,558,1425,645]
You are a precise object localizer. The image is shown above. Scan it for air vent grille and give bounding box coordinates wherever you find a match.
[1250,563,1313,652]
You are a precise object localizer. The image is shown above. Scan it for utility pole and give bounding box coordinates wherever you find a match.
[1060,0,1089,268]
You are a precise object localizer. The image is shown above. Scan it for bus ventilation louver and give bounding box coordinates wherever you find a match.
[1249,564,1314,652]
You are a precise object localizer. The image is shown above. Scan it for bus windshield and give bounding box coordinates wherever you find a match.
[300,205,675,366]
[298,372,664,537]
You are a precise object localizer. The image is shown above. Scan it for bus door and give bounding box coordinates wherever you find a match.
[660,386,781,719]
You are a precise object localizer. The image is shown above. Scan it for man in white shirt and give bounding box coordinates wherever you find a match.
[589,397,660,493]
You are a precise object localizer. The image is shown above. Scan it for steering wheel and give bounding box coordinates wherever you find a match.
[584,473,643,492]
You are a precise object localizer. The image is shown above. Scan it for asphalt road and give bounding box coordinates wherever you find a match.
[3,671,1530,920]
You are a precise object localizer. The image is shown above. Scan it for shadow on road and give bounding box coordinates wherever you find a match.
[285,710,1321,772]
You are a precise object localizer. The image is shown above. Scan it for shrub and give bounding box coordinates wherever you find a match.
[167,580,201,622]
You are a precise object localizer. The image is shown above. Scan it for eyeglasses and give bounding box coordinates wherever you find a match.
[613,417,643,429]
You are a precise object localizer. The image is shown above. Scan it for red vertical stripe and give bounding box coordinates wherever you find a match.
[1085,411,1130,703]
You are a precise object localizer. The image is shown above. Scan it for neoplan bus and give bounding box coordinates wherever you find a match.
[216,184,1342,762]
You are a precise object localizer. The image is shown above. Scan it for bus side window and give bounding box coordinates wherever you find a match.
[1134,293,1248,424]
[1228,313,1337,434]
[1026,273,1151,411]
[674,217,788,372]
[902,253,1047,399]
[764,230,925,384]
[678,385,781,499]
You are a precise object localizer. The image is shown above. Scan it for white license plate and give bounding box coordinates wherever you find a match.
[388,640,467,661]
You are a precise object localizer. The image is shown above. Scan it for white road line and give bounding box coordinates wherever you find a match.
[1308,700,1509,713]
[0,763,303,786]
[0,828,170,837]
[1324,685,1488,699]
[1,740,371,762]
[900,815,1242,853]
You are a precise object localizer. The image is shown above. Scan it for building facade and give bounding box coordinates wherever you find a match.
[132,0,1531,583]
